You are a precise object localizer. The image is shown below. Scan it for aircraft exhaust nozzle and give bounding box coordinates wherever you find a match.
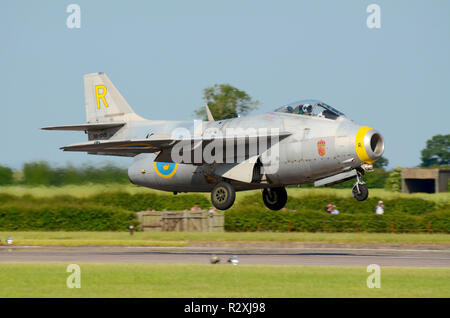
[355,126,385,164]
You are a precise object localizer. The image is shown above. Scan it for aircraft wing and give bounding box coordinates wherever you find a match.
[42,122,125,131]
[60,131,292,159]
[60,137,173,156]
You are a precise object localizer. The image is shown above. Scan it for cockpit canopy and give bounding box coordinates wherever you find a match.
[274,99,345,120]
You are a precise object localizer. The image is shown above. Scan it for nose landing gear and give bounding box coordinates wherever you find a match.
[262,187,287,210]
[352,172,369,201]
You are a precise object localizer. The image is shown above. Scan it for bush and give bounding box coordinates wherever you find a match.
[385,167,402,192]
[0,166,14,185]
[22,161,129,186]
[0,203,138,231]
[87,192,211,211]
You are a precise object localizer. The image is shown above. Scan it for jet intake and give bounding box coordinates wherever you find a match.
[355,126,384,164]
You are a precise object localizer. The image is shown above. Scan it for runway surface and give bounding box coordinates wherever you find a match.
[1,246,449,267]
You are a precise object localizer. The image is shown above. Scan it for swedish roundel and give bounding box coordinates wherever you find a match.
[154,162,178,178]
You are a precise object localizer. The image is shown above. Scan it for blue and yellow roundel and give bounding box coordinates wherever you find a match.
[154,162,178,178]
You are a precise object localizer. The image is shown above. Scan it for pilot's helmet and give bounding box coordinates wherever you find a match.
[302,104,312,113]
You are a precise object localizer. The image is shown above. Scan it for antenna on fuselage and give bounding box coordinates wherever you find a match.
[205,102,215,122]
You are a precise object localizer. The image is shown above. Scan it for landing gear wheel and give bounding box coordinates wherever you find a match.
[262,187,287,210]
[211,182,236,210]
[352,183,369,201]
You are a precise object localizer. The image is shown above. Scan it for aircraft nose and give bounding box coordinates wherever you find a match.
[354,126,385,164]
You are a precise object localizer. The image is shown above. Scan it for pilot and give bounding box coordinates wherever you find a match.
[302,104,312,115]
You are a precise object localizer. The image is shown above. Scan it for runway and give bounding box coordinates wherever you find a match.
[1,246,449,267]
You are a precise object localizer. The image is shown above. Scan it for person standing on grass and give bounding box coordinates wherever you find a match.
[129,223,135,235]
[375,201,385,215]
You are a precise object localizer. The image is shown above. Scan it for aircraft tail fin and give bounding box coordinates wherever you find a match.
[84,72,145,123]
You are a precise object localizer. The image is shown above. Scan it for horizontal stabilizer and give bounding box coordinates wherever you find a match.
[42,122,125,131]
[61,138,172,155]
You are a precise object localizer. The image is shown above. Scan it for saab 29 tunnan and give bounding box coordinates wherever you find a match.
[43,73,385,210]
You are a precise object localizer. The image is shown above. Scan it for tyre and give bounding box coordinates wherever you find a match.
[262,187,287,210]
[211,182,236,210]
[352,183,369,201]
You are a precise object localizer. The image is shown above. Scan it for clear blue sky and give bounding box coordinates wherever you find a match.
[1,0,449,169]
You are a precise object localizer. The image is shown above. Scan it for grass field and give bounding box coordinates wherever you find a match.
[1,184,449,204]
[1,231,449,246]
[0,262,448,297]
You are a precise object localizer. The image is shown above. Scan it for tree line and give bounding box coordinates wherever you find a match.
[0,162,129,186]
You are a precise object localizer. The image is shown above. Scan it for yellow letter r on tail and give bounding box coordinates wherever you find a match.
[95,85,109,109]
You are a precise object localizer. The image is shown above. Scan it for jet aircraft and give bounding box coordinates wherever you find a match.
[43,73,385,210]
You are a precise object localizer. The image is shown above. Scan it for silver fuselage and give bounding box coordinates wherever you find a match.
[127,112,381,192]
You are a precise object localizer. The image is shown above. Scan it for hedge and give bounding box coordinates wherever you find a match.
[0,192,448,232]
[0,203,138,231]
[227,193,448,233]
[87,192,211,211]
[224,208,449,233]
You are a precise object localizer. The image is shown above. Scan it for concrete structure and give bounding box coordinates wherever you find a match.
[136,210,224,232]
[402,168,450,193]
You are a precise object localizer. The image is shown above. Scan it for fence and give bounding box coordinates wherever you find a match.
[136,210,224,232]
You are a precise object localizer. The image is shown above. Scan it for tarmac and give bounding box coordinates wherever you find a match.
[1,246,449,267]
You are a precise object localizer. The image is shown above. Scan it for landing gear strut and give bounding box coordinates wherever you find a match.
[211,181,236,210]
[352,172,368,201]
[262,187,287,210]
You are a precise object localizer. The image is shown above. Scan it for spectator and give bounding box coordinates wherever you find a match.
[208,207,217,217]
[325,203,332,212]
[191,203,202,212]
[329,205,339,215]
[375,201,385,215]
[129,223,134,235]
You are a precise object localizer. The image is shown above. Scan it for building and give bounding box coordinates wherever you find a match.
[402,168,450,193]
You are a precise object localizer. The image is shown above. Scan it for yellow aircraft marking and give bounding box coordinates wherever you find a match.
[154,162,178,179]
[355,126,375,164]
[95,85,109,109]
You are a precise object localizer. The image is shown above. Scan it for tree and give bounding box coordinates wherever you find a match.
[23,161,52,185]
[385,167,402,192]
[0,165,14,185]
[195,84,259,120]
[373,156,389,169]
[420,134,450,167]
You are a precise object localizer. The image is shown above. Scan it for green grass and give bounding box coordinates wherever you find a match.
[1,184,448,203]
[1,231,449,246]
[0,262,448,297]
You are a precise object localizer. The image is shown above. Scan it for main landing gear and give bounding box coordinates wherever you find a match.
[352,172,369,201]
[262,187,287,210]
[211,181,236,210]
[210,182,288,211]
